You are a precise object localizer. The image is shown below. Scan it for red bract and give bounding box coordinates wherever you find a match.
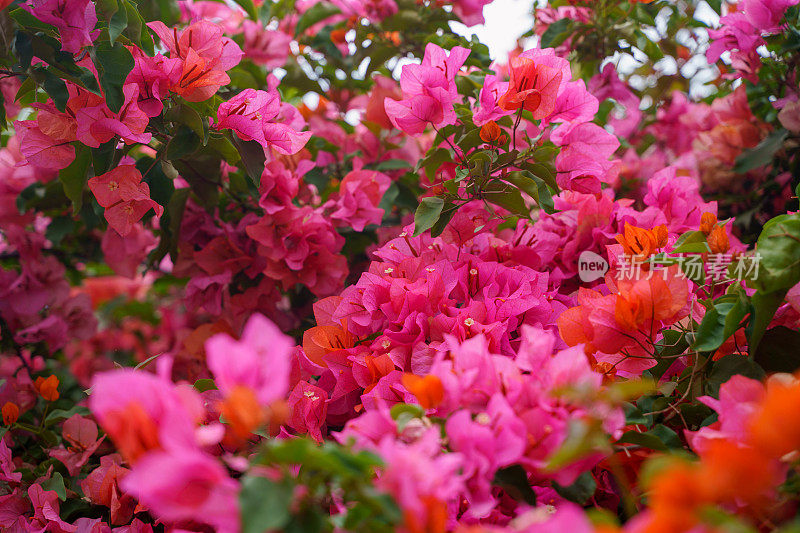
[498,56,563,118]
[88,166,164,236]
[148,20,243,101]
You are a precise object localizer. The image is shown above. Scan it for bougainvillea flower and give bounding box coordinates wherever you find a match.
[472,74,511,126]
[120,449,240,532]
[23,0,98,53]
[216,88,312,156]
[498,56,563,119]
[88,166,164,236]
[148,19,243,101]
[89,370,204,463]
[206,312,293,405]
[384,43,469,134]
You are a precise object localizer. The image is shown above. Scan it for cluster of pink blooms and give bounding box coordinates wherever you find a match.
[707,0,800,82]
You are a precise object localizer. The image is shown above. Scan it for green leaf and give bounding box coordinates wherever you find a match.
[295,2,341,36]
[748,289,786,354]
[109,0,129,43]
[231,136,266,186]
[671,230,709,254]
[553,471,596,505]
[430,203,458,238]
[42,472,67,501]
[166,125,201,160]
[754,326,800,373]
[692,297,749,353]
[231,0,258,20]
[540,18,572,48]
[194,378,218,392]
[240,476,293,533]
[413,197,444,236]
[91,139,118,176]
[10,8,55,33]
[493,465,537,506]
[92,41,134,113]
[706,354,765,397]
[373,159,412,171]
[42,70,69,111]
[59,144,92,213]
[505,171,554,214]
[122,0,154,56]
[734,129,788,173]
[484,181,529,217]
[45,405,90,424]
[617,424,682,452]
[750,213,800,294]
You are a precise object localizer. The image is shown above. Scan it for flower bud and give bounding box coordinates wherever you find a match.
[700,212,717,235]
[34,375,60,402]
[708,225,730,254]
[2,402,19,425]
[479,121,506,144]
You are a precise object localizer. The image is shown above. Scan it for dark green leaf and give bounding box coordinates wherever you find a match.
[484,181,529,217]
[166,125,201,160]
[706,354,765,397]
[692,298,749,353]
[92,41,134,113]
[754,326,800,373]
[493,465,537,506]
[240,476,293,533]
[750,214,800,294]
[41,472,67,501]
[193,378,217,392]
[413,197,444,236]
[734,129,788,173]
[109,0,129,43]
[748,289,786,355]
[540,18,572,48]
[231,136,265,186]
[552,471,596,505]
[59,144,92,213]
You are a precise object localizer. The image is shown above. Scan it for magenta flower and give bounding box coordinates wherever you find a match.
[205,313,293,405]
[384,43,470,135]
[216,88,312,157]
[120,449,240,533]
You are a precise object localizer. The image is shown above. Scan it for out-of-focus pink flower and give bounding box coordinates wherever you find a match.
[102,225,157,279]
[243,21,292,68]
[120,449,239,533]
[206,313,293,405]
[89,370,204,463]
[686,375,766,454]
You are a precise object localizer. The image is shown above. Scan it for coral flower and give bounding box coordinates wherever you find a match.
[614,223,667,260]
[34,375,60,402]
[401,373,445,410]
[497,56,563,119]
[1,402,19,425]
[749,379,800,458]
